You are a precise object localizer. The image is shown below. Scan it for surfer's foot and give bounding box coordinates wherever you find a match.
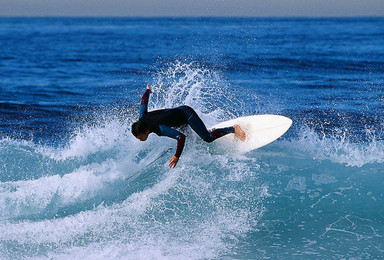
[234,125,246,141]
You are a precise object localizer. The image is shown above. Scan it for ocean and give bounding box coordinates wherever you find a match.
[0,17,383,259]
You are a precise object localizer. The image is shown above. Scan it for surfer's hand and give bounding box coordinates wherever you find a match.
[169,155,179,168]
[146,84,152,93]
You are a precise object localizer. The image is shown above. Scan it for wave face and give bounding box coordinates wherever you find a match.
[0,62,268,259]
[1,18,384,259]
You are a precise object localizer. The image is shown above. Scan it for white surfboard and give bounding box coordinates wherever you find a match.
[210,114,292,153]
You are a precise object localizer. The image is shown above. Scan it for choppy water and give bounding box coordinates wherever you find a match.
[0,17,384,259]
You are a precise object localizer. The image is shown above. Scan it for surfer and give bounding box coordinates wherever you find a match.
[132,85,246,168]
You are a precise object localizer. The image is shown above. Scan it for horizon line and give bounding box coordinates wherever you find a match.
[1,15,383,19]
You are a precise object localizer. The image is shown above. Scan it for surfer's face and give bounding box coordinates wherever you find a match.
[136,129,150,141]
[137,133,148,141]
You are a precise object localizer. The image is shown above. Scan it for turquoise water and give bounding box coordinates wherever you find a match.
[0,18,384,259]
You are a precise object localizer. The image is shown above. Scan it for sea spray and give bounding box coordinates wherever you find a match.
[285,126,384,167]
[0,62,267,259]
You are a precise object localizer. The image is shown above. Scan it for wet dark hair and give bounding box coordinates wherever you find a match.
[131,120,149,137]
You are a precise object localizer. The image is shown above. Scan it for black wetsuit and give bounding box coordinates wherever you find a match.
[138,89,234,158]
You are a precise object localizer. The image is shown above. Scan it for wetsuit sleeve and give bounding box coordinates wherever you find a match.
[139,89,151,119]
[159,125,185,158]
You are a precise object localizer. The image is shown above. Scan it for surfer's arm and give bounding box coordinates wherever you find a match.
[139,85,151,119]
[159,125,186,159]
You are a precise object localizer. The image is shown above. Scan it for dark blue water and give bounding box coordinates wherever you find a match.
[0,17,384,259]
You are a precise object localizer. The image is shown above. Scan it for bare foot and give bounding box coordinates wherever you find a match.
[234,125,246,141]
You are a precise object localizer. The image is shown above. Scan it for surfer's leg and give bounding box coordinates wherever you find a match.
[177,106,212,141]
[178,106,234,143]
[209,126,235,142]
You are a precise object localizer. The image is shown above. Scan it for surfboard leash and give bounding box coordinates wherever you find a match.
[125,147,173,181]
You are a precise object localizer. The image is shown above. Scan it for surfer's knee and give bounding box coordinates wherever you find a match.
[178,105,195,119]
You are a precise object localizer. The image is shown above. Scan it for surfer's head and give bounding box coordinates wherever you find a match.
[131,121,150,141]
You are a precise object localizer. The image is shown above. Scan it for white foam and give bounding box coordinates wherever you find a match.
[285,126,384,167]
[0,158,126,220]
[0,153,265,258]
[39,119,133,161]
[286,176,307,192]
[312,174,337,185]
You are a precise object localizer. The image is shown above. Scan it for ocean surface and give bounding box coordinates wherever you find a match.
[0,17,384,259]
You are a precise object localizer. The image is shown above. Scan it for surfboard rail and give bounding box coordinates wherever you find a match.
[210,114,292,153]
